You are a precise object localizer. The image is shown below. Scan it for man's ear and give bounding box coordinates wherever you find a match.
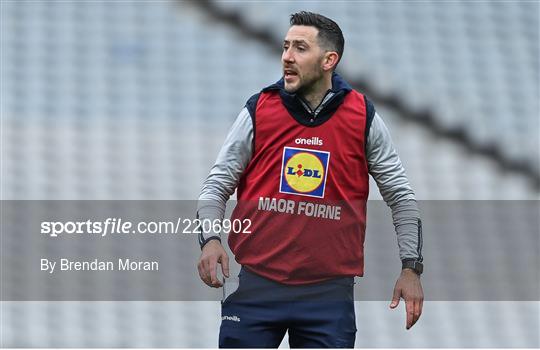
[322,51,339,72]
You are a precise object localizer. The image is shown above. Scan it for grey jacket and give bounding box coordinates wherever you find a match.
[197,88,423,265]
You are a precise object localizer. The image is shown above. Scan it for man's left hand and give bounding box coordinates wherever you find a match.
[389,269,424,330]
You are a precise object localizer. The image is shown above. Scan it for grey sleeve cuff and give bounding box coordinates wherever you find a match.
[366,112,423,262]
[390,199,423,262]
[197,107,253,248]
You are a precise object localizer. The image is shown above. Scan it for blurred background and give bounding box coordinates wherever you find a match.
[1,0,538,347]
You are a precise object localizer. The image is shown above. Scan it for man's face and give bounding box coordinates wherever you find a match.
[282,25,326,94]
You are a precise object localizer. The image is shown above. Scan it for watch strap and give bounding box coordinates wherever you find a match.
[402,258,423,275]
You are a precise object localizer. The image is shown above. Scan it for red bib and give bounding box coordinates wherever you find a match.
[230,90,370,284]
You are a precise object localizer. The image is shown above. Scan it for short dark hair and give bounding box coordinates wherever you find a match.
[289,11,344,67]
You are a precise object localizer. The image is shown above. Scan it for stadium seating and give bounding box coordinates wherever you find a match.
[1,1,538,347]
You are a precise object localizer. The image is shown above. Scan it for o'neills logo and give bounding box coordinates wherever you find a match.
[222,315,241,322]
[295,137,323,146]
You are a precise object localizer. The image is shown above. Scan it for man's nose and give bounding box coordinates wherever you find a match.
[282,48,294,63]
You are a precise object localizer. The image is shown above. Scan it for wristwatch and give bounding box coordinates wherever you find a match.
[402,259,423,275]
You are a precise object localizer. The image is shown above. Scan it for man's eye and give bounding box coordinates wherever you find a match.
[283,45,289,50]
[297,47,305,51]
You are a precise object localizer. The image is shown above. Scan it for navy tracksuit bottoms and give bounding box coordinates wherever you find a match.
[219,267,356,348]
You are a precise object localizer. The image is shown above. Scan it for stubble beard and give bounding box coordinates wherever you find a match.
[285,68,324,96]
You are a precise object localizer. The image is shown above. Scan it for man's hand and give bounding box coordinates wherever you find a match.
[389,269,424,330]
[197,240,230,288]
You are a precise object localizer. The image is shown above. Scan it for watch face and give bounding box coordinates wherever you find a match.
[403,261,423,274]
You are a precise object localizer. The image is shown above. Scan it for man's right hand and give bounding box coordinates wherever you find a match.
[197,239,230,288]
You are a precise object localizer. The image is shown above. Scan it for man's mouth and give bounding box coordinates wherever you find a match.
[284,69,298,79]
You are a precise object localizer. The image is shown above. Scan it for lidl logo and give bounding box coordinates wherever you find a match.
[279,147,330,198]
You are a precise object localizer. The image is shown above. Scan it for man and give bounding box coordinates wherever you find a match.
[197,11,423,348]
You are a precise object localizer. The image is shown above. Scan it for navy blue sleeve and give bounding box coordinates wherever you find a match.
[364,95,376,143]
[245,93,260,120]
[245,93,260,149]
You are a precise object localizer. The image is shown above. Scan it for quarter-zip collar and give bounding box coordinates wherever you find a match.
[262,72,352,127]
